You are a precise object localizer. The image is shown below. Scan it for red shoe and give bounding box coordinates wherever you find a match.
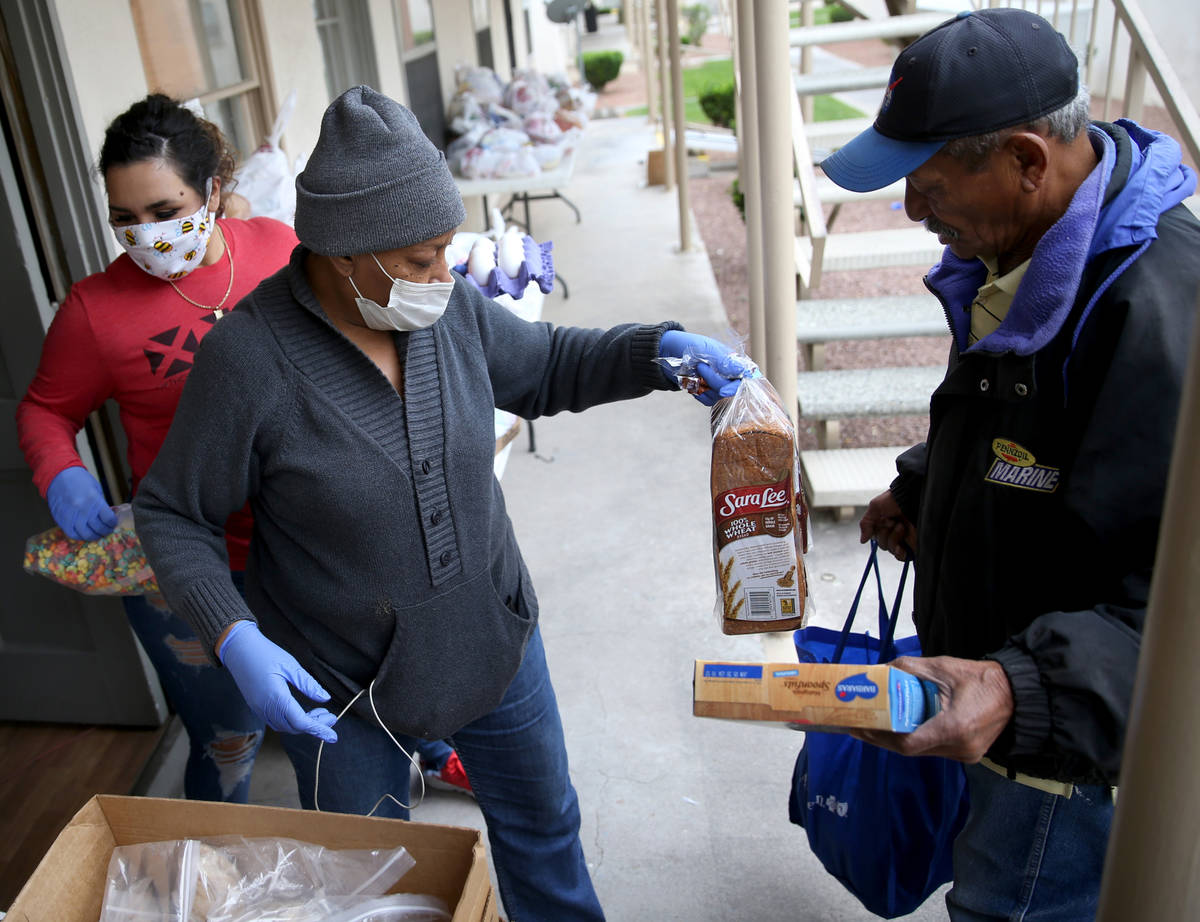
[423,751,474,797]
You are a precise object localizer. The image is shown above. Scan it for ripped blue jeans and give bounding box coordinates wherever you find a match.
[122,571,264,802]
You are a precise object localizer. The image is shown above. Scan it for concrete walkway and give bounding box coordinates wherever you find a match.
[146,116,936,921]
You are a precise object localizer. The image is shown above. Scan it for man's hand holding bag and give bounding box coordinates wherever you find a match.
[788,541,970,919]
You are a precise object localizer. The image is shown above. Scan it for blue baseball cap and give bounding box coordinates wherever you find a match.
[820,8,1079,193]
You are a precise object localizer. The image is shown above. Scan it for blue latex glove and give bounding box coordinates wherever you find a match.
[659,330,757,407]
[219,620,339,743]
[46,466,119,541]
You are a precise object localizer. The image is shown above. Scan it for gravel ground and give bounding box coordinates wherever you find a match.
[689,158,943,451]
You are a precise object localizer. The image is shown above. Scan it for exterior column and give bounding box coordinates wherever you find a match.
[666,0,690,251]
[734,0,765,365]
[1097,306,1200,918]
[639,0,658,122]
[655,0,674,190]
[753,0,797,425]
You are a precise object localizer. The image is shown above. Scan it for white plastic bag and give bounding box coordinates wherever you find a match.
[232,90,300,225]
[503,70,558,117]
[454,64,505,105]
[98,836,441,922]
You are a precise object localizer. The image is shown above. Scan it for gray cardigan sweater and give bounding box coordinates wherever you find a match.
[134,246,679,738]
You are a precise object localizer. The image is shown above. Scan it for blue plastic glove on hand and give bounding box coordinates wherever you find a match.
[46,467,119,541]
[659,330,757,407]
[219,620,339,743]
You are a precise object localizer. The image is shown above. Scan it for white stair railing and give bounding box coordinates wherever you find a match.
[788,0,1199,290]
[790,89,827,293]
[979,0,1200,168]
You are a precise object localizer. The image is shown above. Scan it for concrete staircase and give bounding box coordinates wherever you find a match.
[788,12,951,512]
[795,294,948,511]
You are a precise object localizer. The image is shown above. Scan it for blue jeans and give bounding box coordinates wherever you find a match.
[946,763,1115,921]
[123,578,264,802]
[280,627,603,922]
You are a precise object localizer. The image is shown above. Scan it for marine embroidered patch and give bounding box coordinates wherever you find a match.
[984,438,1060,493]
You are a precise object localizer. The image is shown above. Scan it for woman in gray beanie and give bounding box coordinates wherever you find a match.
[134,85,747,922]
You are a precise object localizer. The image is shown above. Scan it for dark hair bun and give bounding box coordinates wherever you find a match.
[99,93,237,216]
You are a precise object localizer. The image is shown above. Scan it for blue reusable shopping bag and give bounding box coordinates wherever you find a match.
[788,541,970,919]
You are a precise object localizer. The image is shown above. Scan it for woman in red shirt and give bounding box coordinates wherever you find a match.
[17,94,297,802]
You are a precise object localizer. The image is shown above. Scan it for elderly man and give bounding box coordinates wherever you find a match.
[821,7,1199,919]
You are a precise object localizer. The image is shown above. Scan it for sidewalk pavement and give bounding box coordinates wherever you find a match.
[147,116,936,921]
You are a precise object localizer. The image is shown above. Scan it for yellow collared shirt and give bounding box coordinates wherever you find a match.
[969,255,1031,346]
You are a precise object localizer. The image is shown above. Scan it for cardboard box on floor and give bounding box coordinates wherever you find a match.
[8,794,497,922]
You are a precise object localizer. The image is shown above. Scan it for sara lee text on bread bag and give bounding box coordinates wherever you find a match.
[710,374,809,635]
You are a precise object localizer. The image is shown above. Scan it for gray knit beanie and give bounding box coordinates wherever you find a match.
[295,86,466,255]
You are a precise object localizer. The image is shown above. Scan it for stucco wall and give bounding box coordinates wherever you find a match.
[432,0,476,110]
[366,0,409,102]
[258,0,329,165]
[52,0,147,170]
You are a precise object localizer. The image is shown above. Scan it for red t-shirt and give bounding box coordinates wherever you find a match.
[17,216,298,570]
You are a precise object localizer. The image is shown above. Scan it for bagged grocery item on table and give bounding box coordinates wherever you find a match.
[452,126,541,180]
[98,835,449,922]
[548,74,597,127]
[453,64,504,105]
[503,69,558,117]
[23,502,159,595]
[521,111,566,145]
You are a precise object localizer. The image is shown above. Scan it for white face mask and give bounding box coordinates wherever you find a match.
[348,252,454,332]
[113,180,215,281]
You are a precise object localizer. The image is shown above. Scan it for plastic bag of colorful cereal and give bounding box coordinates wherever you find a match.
[23,503,159,595]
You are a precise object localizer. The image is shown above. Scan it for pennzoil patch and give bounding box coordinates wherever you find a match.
[984,438,1060,493]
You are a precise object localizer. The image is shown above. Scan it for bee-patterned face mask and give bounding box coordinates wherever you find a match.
[112,179,216,282]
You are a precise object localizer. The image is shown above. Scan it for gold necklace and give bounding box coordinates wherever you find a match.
[169,223,234,318]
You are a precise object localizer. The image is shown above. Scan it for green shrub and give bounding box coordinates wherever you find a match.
[582,50,624,91]
[699,81,735,129]
[824,0,855,23]
[682,3,710,46]
[732,177,804,224]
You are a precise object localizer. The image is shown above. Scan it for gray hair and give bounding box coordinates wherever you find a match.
[941,85,1092,170]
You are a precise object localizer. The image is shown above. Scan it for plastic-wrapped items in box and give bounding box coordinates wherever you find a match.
[23,502,159,595]
[452,227,555,299]
[98,835,451,922]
